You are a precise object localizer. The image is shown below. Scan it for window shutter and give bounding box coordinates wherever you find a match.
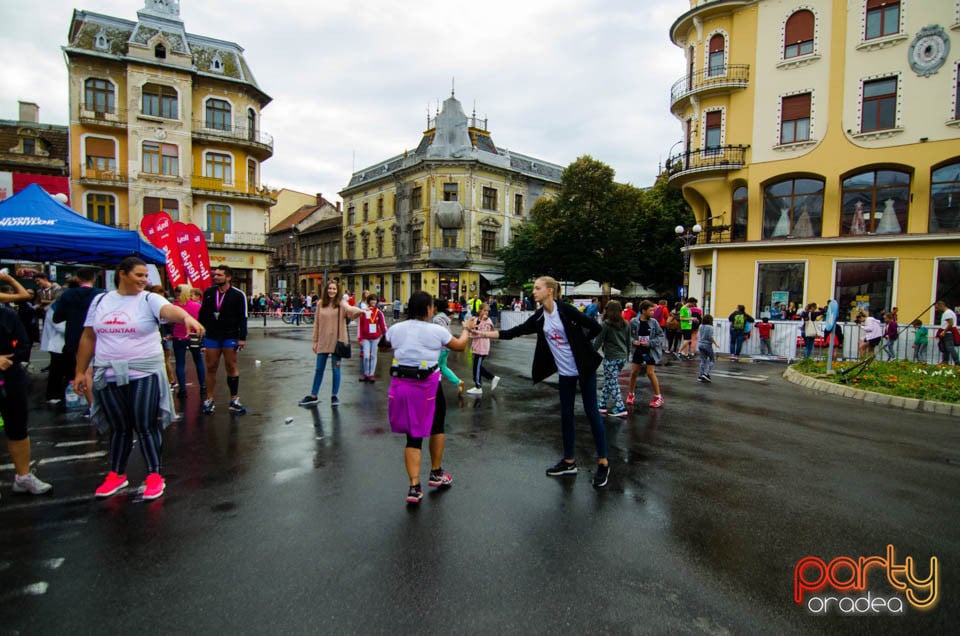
[161,143,178,157]
[709,34,724,53]
[781,94,811,120]
[705,111,722,128]
[784,10,814,43]
[85,137,115,157]
[866,0,893,9]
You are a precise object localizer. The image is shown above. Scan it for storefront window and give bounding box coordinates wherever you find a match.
[756,262,805,317]
[930,161,960,232]
[834,260,894,320]
[762,178,823,239]
[439,272,460,301]
[840,169,909,235]
[935,259,960,322]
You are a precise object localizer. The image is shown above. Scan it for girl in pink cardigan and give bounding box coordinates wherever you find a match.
[466,304,500,396]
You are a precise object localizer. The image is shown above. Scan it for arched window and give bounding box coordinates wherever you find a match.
[84,78,115,113]
[86,193,116,226]
[142,83,177,119]
[931,161,960,232]
[247,159,257,192]
[247,108,256,141]
[205,98,231,131]
[154,43,166,59]
[732,186,748,241]
[784,10,814,58]
[841,169,909,235]
[762,177,824,239]
[205,151,233,183]
[708,34,725,76]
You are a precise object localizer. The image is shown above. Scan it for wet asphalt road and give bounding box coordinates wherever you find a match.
[0,323,957,635]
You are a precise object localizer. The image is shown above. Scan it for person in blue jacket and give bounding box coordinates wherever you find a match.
[475,276,610,489]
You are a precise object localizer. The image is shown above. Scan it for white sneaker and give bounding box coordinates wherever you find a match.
[466,387,483,396]
[13,472,52,495]
[491,376,501,391]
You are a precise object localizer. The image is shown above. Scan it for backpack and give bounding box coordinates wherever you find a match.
[733,312,745,331]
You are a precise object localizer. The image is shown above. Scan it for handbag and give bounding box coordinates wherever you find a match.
[335,304,352,358]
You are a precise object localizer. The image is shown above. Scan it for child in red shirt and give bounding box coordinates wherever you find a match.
[756,317,774,356]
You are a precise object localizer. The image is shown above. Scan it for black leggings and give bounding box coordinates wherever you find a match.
[405,380,446,449]
[0,366,29,441]
[472,353,495,388]
[97,375,163,474]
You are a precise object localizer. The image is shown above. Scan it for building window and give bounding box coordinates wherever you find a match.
[762,177,824,239]
[346,238,356,259]
[708,34,725,76]
[442,228,458,249]
[732,186,748,241]
[930,161,960,232]
[482,187,498,210]
[347,206,356,225]
[205,98,231,131]
[780,93,811,144]
[84,137,116,172]
[154,43,166,59]
[861,77,897,132]
[376,234,384,257]
[865,0,899,40]
[247,159,257,191]
[21,138,36,155]
[144,196,179,222]
[936,259,960,315]
[362,202,369,222]
[410,186,422,210]
[955,65,960,120]
[841,169,909,235]
[784,10,815,58]
[247,108,256,142]
[411,226,422,252]
[481,230,497,256]
[142,84,177,119]
[514,193,523,215]
[834,260,894,319]
[443,183,458,202]
[86,193,115,225]
[361,235,369,259]
[207,204,231,238]
[142,142,160,174]
[84,78,115,113]
[704,111,722,152]
[377,197,384,219]
[205,152,232,182]
[756,262,805,318]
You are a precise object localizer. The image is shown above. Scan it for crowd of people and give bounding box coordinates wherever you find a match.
[2,260,958,504]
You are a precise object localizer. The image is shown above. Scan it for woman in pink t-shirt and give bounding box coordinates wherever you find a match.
[465,304,500,396]
[172,286,206,398]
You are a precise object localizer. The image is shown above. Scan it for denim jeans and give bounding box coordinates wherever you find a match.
[883,339,896,360]
[310,353,341,396]
[360,338,380,377]
[172,338,206,390]
[731,330,745,355]
[803,336,815,358]
[557,373,607,461]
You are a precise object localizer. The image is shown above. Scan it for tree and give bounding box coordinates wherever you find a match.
[633,172,696,296]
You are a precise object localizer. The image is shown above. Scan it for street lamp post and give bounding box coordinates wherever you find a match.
[675,223,702,298]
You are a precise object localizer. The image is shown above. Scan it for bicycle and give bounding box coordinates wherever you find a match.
[281,309,314,325]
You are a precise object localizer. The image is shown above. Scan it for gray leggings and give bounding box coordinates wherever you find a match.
[699,346,716,377]
[97,375,162,474]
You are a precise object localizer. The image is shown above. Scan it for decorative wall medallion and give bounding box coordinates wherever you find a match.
[908,25,950,77]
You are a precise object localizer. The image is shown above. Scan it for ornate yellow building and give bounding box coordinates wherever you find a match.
[64,0,274,294]
[667,0,960,322]
[339,93,563,303]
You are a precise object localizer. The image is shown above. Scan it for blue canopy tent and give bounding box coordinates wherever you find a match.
[0,184,165,265]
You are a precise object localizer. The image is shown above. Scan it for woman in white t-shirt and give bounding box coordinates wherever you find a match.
[384,291,475,505]
[73,257,204,501]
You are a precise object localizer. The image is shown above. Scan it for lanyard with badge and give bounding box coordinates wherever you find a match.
[214,289,225,320]
[368,308,379,334]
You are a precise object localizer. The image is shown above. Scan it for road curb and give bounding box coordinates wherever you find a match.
[782,367,960,416]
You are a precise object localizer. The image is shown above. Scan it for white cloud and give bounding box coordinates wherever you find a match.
[0,0,690,200]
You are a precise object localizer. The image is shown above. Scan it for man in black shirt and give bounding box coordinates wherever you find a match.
[198,265,248,414]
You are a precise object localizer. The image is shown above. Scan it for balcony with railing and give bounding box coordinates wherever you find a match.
[78,166,128,185]
[666,145,749,183]
[429,247,468,268]
[190,175,276,205]
[191,121,274,157]
[670,64,750,112]
[78,104,127,128]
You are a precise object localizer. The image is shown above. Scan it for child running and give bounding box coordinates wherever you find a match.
[627,300,665,408]
[697,314,719,382]
[594,300,630,417]
[466,304,500,396]
[911,319,928,363]
[433,299,465,395]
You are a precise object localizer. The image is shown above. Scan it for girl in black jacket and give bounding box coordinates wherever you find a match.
[476,276,610,489]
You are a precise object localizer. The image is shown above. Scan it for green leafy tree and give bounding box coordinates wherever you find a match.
[633,173,696,296]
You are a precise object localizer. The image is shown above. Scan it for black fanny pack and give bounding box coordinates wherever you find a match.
[390,364,439,380]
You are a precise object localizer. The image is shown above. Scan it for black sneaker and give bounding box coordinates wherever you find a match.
[330,395,340,406]
[546,459,578,477]
[704,375,712,382]
[406,484,423,504]
[593,463,610,489]
[697,375,705,382]
[298,395,319,406]
[229,399,247,414]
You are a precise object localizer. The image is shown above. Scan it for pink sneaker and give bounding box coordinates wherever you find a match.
[142,472,165,500]
[649,396,664,408]
[626,393,635,405]
[95,472,128,498]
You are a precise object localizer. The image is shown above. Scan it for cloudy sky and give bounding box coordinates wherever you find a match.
[0,0,690,201]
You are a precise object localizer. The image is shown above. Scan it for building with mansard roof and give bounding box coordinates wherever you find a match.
[338,92,563,303]
[63,0,274,294]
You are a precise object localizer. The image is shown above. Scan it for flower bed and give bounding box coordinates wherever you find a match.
[790,359,960,405]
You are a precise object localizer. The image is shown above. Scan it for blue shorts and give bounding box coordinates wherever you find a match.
[203,337,240,350]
